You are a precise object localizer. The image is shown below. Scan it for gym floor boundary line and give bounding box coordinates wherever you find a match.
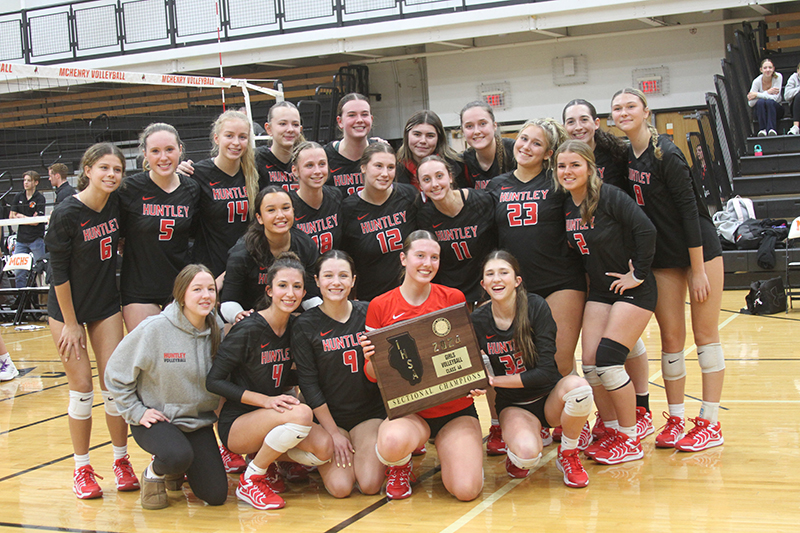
[0,402,102,435]
[0,439,112,483]
[0,371,98,403]
[0,521,125,533]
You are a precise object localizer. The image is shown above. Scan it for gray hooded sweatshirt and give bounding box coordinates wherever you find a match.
[105,302,221,431]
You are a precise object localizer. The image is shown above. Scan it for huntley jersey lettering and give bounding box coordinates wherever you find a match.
[359,212,407,234]
[433,225,478,242]
[565,216,595,232]
[321,333,362,352]
[261,347,291,364]
[498,190,548,202]
[628,169,651,185]
[486,339,516,355]
[82,218,119,241]
[212,187,248,200]
[163,352,186,363]
[296,214,338,234]
[142,204,190,218]
[333,173,363,187]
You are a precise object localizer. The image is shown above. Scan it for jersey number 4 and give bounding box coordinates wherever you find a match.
[272,364,284,387]
[376,228,402,254]
[506,202,538,227]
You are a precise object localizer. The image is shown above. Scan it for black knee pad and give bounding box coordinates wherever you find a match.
[596,338,629,368]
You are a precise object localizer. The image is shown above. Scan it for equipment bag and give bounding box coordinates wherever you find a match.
[744,277,786,315]
[713,196,756,244]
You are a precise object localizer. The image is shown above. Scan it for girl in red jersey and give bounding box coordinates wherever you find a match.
[486,119,585,378]
[611,88,725,452]
[258,101,303,191]
[325,93,374,197]
[562,99,654,442]
[395,110,465,190]
[472,251,593,486]
[118,123,200,331]
[339,143,418,301]
[288,141,343,254]
[45,143,138,499]
[207,252,332,510]
[360,230,483,502]
[292,250,386,498]
[459,101,516,190]
[556,140,657,465]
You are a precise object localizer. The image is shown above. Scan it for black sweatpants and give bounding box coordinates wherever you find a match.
[131,423,228,506]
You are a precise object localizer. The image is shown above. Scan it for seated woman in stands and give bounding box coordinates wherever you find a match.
[748,58,783,136]
[783,61,800,135]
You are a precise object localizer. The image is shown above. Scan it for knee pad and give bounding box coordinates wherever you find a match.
[628,338,647,359]
[101,390,119,417]
[68,390,94,420]
[562,385,593,418]
[596,365,630,391]
[661,350,687,381]
[263,423,311,453]
[507,449,541,470]
[287,448,330,466]
[374,445,412,467]
[697,343,725,374]
[582,365,601,387]
[596,338,629,367]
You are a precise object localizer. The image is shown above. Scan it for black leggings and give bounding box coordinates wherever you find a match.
[130,423,228,506]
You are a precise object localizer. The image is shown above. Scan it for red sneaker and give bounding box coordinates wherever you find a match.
[577,421,593,451]
[411,445,427,456]
[73,465,103,499]
[486,424,507,455]
[220,445,247,474]
[655,412,685,448]
[556,447,589,488]
[675,417,723,452]
[277,461,308,483]
[593,432,643,465]
[591,413,606,440]
[540,427,553,446]
[266,462,286,493]
[113,455,140,491]
[584,428,616,458]
[385,461,414,500]
[236,473,285,510]
[636,407,654,439]
[504,456,531,479]
[551,425,563,442]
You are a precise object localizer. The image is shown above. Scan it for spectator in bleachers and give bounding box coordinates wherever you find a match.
[748,58,783,136]
[783,61,800,135]
[49,163,76,205]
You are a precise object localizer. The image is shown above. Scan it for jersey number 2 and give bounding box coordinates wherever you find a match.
[572,233,589,255]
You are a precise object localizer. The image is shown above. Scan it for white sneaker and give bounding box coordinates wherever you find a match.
[768,129,778,136]
[757,129,767,137]
[790,125,800,135]
[0,357,19,381]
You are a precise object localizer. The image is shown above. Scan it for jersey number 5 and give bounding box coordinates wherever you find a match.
[159,219,174,241]
[506,202,538,227]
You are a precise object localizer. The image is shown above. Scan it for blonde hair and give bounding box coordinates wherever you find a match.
[172,264,221,355]
[210,110,259,217]
[611,88,662,159]
[553,140,603,225]
[516,118,568,171]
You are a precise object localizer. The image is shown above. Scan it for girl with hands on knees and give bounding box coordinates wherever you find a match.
[292,250,387,497]
[556,140,657,465]
[105,265,228,510]
[207,252,333,510]
[46,143,138,500]
[472,250,593,487]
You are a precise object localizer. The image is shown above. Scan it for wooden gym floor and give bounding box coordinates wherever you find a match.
[1,289,798,533]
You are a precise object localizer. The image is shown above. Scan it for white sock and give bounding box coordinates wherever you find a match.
[245,462,267,479]
[490,419,499,427]
[668,403,685,419]
[561,435,578,451]
[74,453,91,469]
[112,445,128,461]
[605,419,620,431]
[699,402,720,424]
[147,462,164,479]
[619,425,637,440]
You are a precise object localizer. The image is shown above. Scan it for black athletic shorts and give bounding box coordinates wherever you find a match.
[587,273,658,312]
[326,404,387,433]
[532,277,587,300]
[120,293,173,307]
[422,403,479,440]
[496,393,551,429]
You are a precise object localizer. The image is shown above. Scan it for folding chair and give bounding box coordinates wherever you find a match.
[785,216,800,311]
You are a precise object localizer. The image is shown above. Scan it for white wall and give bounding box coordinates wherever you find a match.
[426,24,725,128]
[369,59,429,141]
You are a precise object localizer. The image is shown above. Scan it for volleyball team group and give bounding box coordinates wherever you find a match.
[42,87,726,512]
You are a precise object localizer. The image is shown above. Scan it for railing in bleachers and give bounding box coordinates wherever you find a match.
[0,0,541,65]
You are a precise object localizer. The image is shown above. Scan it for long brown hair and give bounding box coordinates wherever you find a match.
[460,101,510,175]
[78,143,126,191]
[397,110,462,169]
[262,251,305,310]
[561,99,628,168]
[553,140,603,226]
[172,264,221,355]
[482,250,538,369]
[244,186,293,267]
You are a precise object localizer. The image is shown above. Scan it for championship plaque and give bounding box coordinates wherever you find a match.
[367,303,488,420]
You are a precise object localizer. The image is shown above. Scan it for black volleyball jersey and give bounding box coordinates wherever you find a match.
[289,186,343,254]
[471,293,561,403]
[207,312,296,418]
[11,190,46,242]
[324,141,368,197]
[462,137,517,190]
[626,136,717,269]
[340,184,418,301]
[189,158,250,277]
[220,228,320,311]
[292,301,385,426]
[415,189,497,302]
[45,194,121,323]
[118,172,200,301]
[564,184,656,293]
[55,181,77,205]
[594,145,628,190]
[256,146,297,192]
[486,171,585,294]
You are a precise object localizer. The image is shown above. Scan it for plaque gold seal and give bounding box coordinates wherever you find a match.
[432,317,451,337]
